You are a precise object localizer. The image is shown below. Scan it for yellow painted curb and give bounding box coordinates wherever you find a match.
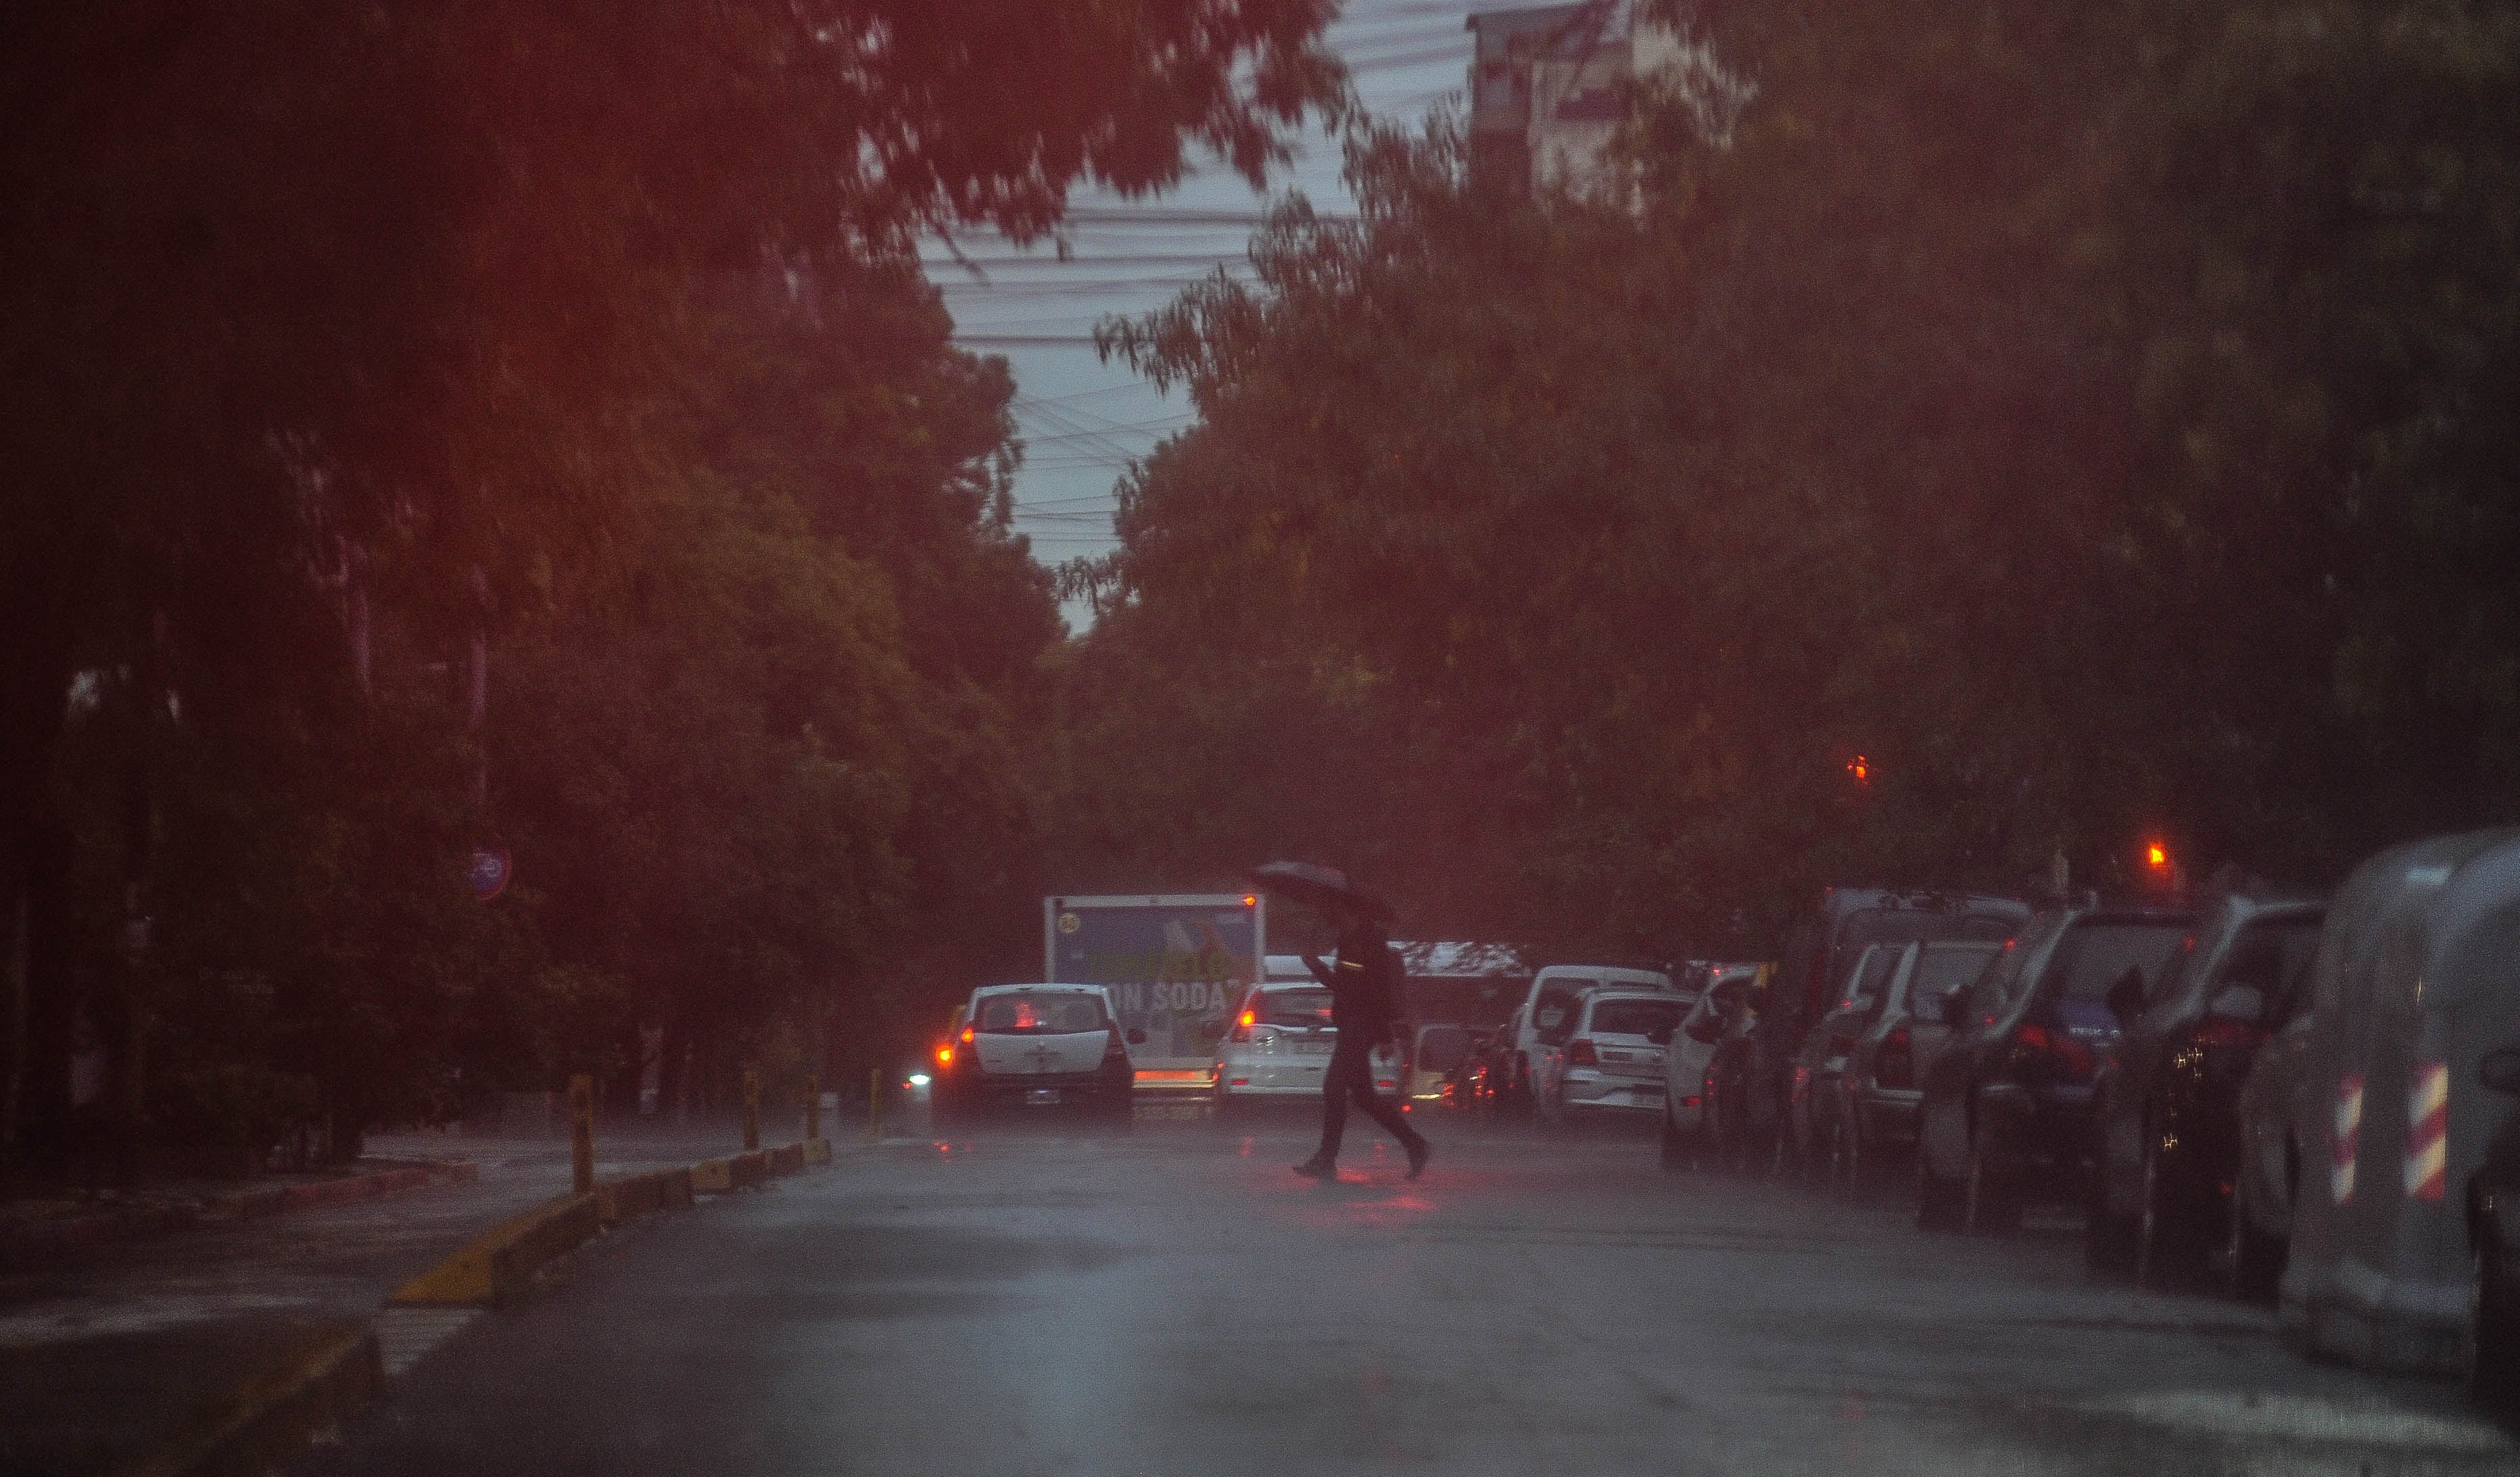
[108,1322,382,1477]
[803,1136,832,1165]
[592,1165,694,1225]
[690,1148,767,1194]
[385,1192,601,1308]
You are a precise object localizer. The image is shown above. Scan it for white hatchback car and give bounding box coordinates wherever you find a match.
[933,983,1142,1123]
[1211,971,1398,1113]
[1531,987,1688,1130]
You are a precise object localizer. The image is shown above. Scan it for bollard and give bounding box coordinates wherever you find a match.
[568,1073,594,1195]
[805,1075,820,1142]
[741,1068,761,1152]
[867,1066,882,1140]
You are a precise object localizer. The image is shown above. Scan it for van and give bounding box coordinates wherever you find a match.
[2277,828,2520,1376]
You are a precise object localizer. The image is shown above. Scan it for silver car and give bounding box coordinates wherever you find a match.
[1534,987,1686,1132]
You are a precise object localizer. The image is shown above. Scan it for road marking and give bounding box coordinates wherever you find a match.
[373,1306,480,1378]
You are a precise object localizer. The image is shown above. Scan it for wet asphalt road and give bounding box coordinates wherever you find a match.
[300,1109,2517,1477]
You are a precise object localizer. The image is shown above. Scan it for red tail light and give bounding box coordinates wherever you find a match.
[2193,1017,2263,1052]
[1566,1038,1598,1067]
[1104,1028,1129,1061]
[1876,1026,1913,1089]
[2016,1023,2095,1078]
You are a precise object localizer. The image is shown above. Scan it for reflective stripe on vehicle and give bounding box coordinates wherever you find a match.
[2332,1072,2363,1205]
[2404,1061,2447,1202]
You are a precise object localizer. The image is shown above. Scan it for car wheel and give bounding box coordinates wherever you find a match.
[2136,1135,2206,1286]
[2221,1174,2284,1304]
[1965,1117,2022,1236]
[2086,1158,2138,1276]
[2469,1236,2518,1412]
[1659,1102,1692,1173]
[1916,1134,1965,1232]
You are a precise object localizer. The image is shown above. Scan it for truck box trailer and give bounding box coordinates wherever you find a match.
[1046,894,1264,1090]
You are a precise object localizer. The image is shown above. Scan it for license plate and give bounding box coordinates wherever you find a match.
[1291,1039,1333,1055]
[1026,1088,1062,1105]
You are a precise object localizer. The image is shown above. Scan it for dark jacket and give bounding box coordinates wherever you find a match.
[1308,923,1402,1041]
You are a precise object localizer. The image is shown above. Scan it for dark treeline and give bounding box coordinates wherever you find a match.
[1062,0,2520,959]
[0,1,1342,1176]
[5,0,2513,1179]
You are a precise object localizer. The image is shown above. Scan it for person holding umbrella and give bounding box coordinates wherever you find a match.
[1251,863,1431,1182]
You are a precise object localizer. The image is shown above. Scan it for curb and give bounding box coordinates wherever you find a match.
[130,1138,833,1476]
[106,1322,383,1477]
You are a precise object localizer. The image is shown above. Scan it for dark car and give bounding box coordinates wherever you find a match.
[1723,889,2030,1174]
[1785,942,1906,1182]
[2087,894,2323,1282]
[2475,1044,2520,1408]
[1833,938,2007,1194]
[1916,904,2197,1232]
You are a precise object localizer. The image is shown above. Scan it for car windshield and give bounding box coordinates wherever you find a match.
[2047,922,2188,1002]
[1255,988,1333,1027]
[1589,998,1682,1040]
[974,992,1109,1034]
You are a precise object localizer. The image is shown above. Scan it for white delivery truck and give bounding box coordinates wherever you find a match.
[1045,894,1264,1093]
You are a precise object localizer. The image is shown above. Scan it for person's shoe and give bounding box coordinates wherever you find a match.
[1406,1138,1432,1180]
[1291,1155,1337,1180]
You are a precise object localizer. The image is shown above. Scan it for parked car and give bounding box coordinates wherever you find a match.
[2087,894,2324,1282]
[1210,975,1398,1115]
[1401,1021,1479,1105]
[1916,903,2197,1232]
[934,984,1143,1123]
[1734,890,2031,1174]
[1531,986,1686,1132]
[1497,963,1675,1110]
[1832,939,2005,1192]
[2273,828,2520,1379]
[1661,967,1761,1169]
[2473,1043,2520,1407]
[1786,943,1907,1180]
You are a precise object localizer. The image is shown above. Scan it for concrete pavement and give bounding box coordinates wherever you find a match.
[291,1111,2517,1476]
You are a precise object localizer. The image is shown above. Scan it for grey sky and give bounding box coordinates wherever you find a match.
[924,1,1475,624]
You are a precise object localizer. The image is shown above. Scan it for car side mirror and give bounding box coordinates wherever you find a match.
[1685,1017,1721,1046]
[2104,967,2146,1027]
[1126,1027,1147,1046]
[1939,992,1970,1029]
[2205,984,2264,1025]
[2481,1045,2520,1097]
[1645,1024,1676,1048]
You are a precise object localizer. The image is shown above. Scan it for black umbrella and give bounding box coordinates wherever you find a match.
[1250,861,1393,923]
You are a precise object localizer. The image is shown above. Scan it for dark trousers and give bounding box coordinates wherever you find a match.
[1318,1034,1422,1159]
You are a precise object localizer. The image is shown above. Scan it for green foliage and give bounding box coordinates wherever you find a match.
[1061,0,2520,959]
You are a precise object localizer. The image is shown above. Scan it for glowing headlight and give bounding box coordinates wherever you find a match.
[908,1073,931,1087]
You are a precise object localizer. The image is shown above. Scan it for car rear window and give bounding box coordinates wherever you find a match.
[1909,944,1999,1015]
[1414,1025,1472,1073]
[1255,988,1334,1027]
[1589,998,1683,1039]
[2047,923,2188,1002]
[974,992,1109,1034]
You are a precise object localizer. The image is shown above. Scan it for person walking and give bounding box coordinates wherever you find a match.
[1291,902,1431,1181]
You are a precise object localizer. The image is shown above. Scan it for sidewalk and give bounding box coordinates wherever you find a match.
[0,1122,785,1477]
